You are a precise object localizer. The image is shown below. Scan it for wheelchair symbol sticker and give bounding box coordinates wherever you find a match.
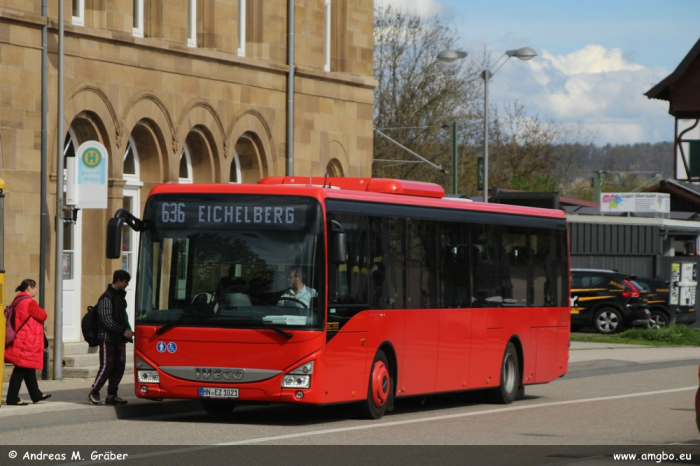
[157,342,166,353]
[167,342,177,353]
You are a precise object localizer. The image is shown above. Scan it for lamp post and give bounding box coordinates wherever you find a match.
[437,46,536,202]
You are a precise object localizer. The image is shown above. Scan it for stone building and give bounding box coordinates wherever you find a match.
[0,1,375,348]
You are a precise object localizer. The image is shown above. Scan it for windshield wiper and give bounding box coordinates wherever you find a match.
[223,318,293,339]
[155,308,213,335]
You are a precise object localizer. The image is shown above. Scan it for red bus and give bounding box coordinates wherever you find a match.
[106,177,570,419]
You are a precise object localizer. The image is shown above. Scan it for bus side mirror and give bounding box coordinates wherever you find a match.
[330,232,346,264]
[106,217,125,259]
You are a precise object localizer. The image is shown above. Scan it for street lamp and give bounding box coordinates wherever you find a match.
[437,46,536,202]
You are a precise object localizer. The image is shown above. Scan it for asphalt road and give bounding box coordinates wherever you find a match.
[1,361,698,446]
[2,343,700,465]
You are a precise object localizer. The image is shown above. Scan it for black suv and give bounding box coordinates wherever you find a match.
[571,269,651,334]
[633,277,697,328]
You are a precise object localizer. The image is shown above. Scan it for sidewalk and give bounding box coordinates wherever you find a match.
[568,340,700,372]
[0,378,201,433]
[1,342,699,433]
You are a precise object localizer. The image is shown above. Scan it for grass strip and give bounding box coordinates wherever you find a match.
[571,325,700,347]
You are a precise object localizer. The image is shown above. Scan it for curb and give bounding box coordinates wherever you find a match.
[0,399,203,433]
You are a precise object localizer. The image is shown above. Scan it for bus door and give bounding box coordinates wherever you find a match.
[324,213,369,403]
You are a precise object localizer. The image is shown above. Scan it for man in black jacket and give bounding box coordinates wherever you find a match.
[88,270,133,406]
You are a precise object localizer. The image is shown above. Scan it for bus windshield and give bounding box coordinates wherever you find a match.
[135,194,325,331]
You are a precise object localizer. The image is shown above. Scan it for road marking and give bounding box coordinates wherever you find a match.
[59,385,699,464]
[217,386,697,445]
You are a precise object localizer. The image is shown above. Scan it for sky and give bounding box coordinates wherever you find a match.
[378,0,700,146]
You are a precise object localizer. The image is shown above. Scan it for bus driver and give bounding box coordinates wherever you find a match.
[278,268,317,308]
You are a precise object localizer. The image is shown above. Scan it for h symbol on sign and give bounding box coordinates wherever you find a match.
[86,150,98,165]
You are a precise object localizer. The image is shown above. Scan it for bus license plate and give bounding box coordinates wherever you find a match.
[199,387,239,399]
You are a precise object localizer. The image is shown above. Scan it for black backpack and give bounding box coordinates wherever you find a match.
[81,303,100,347]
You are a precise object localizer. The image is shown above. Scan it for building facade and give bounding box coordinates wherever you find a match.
[0,0,375,347]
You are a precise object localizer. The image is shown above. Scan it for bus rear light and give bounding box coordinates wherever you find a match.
[136,356,160,384]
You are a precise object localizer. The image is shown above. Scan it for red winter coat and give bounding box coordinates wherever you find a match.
[4,292,47,370]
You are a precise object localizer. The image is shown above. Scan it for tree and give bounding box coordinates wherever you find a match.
[372,6,607,198]
[372,5,482,193]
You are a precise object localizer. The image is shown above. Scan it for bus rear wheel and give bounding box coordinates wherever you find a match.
[201,399,237,416]
[486,342,520,404]
[357,350,392,420]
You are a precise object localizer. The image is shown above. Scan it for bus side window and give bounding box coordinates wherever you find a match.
[369,217,404,310]
[328,214,368,306]
[502,227,528,307]
[405,219,438,309]
[472,224,504,307]
[438,222,471,308]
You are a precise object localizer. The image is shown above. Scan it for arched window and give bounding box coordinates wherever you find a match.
[179,144,193,183]
[62,129,79,281]
[123,138,141,182]
[229,151,241,183]
[326,159,343,177]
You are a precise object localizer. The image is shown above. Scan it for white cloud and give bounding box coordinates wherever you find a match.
[543,45,644,75]
[376,0,444,18]
[488,44,673,144]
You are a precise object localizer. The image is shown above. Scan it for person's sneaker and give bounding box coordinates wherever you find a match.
[105,396,128,406]
[88,392,102,405]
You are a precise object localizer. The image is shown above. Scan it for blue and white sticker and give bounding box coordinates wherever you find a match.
[156,341,166,353]
[167,342,177,353]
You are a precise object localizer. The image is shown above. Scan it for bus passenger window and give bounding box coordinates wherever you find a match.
[406,219,437,309]
[471,225,506,307]
[369,217,404,310]
[328,214,368,306]
[438,222,471,308]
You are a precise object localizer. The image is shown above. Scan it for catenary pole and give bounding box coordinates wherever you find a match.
[286,0,295,176]
[53,0,65,380]
[41,0,49,379]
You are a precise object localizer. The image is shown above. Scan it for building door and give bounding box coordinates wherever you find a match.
[62,210,83,342]
[62,132,82,342]
[121,188,140,326]
[122,138,142,327]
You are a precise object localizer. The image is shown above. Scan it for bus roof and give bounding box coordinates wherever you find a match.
[147,177,566,220]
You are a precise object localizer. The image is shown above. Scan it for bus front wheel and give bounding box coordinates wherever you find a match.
[201,399,237,416]
[486,342,520,404]
[357,350,392,420]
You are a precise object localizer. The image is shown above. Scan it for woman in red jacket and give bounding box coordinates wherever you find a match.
[4,279,51,405]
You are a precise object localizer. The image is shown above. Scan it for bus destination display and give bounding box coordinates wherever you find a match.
[152,197,311,230]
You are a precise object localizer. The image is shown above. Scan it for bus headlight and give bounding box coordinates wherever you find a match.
[282,374,310,388]
[136,356,160,384]
[282,361,314,389]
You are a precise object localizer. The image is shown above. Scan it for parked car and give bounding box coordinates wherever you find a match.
[570,269,651,334]
[633,276,697,328]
